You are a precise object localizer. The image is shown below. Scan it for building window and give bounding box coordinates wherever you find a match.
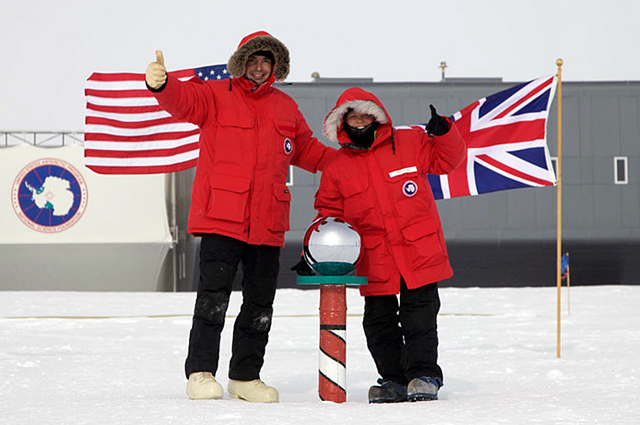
[286,165,294,186]
[614,156,628,185]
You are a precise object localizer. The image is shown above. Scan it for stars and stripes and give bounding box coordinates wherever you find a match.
[194,64,230,81]
[427,75,558,199]
[83,64,231,174]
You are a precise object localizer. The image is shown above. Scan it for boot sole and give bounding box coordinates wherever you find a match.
[408,394,438,402]
[229,393,278,403]
[186,386,223,400]
[369,399,408,404]
[187,393,223,400]
[187,395,222,400]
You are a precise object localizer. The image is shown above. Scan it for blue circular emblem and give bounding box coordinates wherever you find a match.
[402,180,418,197]
[11,158,88,233]
[283,138,293,155]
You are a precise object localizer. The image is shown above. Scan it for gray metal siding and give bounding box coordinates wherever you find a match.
[278,80,640,247]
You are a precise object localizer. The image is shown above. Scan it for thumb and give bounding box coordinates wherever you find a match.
[429,104,438,118]
[155,50,165,66]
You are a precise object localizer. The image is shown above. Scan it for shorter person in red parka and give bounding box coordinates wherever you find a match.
[311,87,465,402]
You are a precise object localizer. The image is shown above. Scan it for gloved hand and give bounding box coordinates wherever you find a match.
[145,50,167,90]
[426,104,450,136]
[290,257,315,276]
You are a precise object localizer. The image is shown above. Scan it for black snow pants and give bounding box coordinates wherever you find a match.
[185,233,280,381]
[363,280,442,385]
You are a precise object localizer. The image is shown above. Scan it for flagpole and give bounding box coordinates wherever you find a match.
[556,58,564,359]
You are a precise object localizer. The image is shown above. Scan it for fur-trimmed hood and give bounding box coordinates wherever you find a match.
[227,31,290,81]
[324,87,391,145]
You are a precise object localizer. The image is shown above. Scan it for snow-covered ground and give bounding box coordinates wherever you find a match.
[1,285,638,424]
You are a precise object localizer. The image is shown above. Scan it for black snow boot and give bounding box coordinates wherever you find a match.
[407,376,442,401]
[368,379,408,403]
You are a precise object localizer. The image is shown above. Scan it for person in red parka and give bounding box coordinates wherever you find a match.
[311,87,465,403]
[145,31,336,403]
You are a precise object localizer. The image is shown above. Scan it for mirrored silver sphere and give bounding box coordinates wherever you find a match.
[303,217,362,276]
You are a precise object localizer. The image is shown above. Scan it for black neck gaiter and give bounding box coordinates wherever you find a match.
[343,121,379,149]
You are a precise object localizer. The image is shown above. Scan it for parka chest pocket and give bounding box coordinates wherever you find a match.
[217,109,255,129]
[384,165,432,209]
[384,166,420,191]
[205,175,251,223]
[341,179,373,223]
[275,120,296,157]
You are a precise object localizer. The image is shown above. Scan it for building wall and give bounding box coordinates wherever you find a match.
[168,79,640,289]
[4,79,637,290]
[279,79,640,245]
[0,145,172,291]
[274,79,640,287]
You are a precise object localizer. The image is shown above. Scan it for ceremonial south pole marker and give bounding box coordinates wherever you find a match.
[298,275,367,403]
[300,217,365,403]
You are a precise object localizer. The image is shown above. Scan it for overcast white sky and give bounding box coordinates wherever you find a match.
[1,0,638,131]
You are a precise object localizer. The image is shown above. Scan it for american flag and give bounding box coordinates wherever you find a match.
[84,64,231,174]
[427,75,558,199]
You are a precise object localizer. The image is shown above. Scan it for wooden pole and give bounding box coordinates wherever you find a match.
[556,58,564,358]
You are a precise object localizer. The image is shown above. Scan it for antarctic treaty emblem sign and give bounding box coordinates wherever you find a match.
[11,158,88,233]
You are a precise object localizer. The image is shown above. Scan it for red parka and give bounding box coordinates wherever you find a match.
[315,88,466,296]
[151,32,336,247]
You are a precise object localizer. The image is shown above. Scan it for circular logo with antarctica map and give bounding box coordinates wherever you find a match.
[12,158,88,233]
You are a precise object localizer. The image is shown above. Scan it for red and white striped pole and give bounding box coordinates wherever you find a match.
[319,284,347,402]
[298,275,367,403]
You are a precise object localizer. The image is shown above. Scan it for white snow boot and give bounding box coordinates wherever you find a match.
[186,372,224,400]
[228,379,279,403]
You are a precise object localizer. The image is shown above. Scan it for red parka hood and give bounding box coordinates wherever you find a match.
[227,31,290,82]
[324,87,392,147]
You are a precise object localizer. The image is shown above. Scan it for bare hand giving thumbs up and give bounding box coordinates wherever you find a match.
[146,50,167,89]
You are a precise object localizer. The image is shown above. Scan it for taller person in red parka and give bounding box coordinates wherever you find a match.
[312,87,465,403]
[146,31,336,403]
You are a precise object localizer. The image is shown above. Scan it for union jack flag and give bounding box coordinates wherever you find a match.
[427,75,558,199]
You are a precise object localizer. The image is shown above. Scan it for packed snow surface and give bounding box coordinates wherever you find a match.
[1,286,638,424]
